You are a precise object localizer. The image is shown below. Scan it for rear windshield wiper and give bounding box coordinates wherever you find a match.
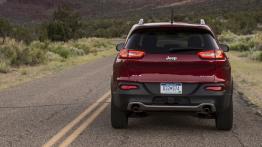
[168,48,204,53]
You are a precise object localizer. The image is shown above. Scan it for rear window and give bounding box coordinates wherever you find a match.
[125,28,219,54]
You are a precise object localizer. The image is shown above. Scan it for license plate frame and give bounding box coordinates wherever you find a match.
[160,83,182,94]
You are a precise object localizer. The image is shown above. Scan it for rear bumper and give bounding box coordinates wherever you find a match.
[127,102,216,112]
[111,82,232,112]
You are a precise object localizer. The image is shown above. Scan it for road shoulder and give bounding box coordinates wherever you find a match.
[228,51,262,116]
[0,48,116,91]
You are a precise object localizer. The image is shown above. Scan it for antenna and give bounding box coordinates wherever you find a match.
[138,19,144,25]
[171,9,174,24]
[200,19,206,25]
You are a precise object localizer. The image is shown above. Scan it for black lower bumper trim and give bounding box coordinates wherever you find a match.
[127,102,216,112]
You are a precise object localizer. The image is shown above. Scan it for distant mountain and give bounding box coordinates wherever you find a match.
[0,0,261,23]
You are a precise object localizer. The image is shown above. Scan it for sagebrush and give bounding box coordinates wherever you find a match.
[219,31,262,61]
[0,38,114,73]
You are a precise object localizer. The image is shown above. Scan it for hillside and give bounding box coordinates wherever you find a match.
[0,0,191,23]
[1,0,261,23]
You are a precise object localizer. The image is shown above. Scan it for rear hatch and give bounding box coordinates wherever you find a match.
[120,28,220,94]
[124,28,219,82]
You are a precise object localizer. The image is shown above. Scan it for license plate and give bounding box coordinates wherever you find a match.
[160,83,182,94]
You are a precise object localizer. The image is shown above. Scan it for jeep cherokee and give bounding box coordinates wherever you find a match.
[111,20,233,130]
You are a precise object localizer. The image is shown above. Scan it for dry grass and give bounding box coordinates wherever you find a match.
[228,51,262,107]
[0,41,116,90]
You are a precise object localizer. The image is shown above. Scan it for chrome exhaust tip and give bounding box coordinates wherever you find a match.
[131,104,141,112]
[201,104,215,113]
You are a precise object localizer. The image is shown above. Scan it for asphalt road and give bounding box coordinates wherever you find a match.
[0,56,261,147]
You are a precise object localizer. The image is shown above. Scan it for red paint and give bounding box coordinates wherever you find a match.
[112,24,231,91]
[113,52,230,89]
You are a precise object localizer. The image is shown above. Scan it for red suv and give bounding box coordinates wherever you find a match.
[111,20,233,130]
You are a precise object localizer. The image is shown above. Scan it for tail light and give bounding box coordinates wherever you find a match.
[197,50,225,59]
[119,49,145,59]
[205,86,224,91]
[120,85,139,90]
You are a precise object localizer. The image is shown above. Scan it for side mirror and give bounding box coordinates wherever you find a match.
[116,43,125,51]
[220,44,230,52]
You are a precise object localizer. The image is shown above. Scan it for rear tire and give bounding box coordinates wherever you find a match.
[215,95,233,130]
[111,98,128,129]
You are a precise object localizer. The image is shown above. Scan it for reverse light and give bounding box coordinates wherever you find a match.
[119,49,145,59]
[120,85,139,90]
[197,50,225,59]
[205,86,224,91]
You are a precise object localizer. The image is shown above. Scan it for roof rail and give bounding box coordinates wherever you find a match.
[200,19,206,25]
[138,19,144,25]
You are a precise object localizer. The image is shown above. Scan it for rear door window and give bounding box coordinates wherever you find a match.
[125,28,219,54]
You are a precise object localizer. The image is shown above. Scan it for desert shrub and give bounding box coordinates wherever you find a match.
[0,38,47,66]
[0,61,10,73]
[18,41,48,65]
[0,44,17,64]
[0,18,12,43]
[17,47,47,65]
[0,37,114,72]
[37,23,49,42]
[68,47,85,56]
[71,41,91,54]
[47,5,82,41]
[259,52,262,61]
[0,38,22,65]
[48,42,85,59]
[221,31,262,62]
[219,31,255,51]
[20,48,46,65]
[46,51,64,62]
[47,21,68,41]
[218,31,238,43]
[248,51,262,61]
[254,32,262,51]
[49,45,71,59]
[11,26,35,44]
[230,40,255,51]
[0,18,40,44]
[92,38,108,48]
[70,38,114,54]
[29,41,49,51]
[84,38,110,52]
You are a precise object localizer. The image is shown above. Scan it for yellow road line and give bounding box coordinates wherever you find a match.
[43,91,110,147]
[59,102,109,147]
[106,97,112,103]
